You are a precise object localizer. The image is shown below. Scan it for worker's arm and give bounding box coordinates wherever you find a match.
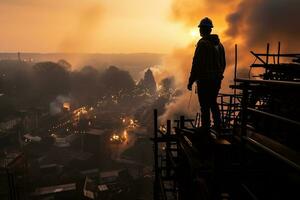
[220,43,226,73]
[188,41,204,90]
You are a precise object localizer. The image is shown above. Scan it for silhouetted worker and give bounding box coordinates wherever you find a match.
[187,17,226,132]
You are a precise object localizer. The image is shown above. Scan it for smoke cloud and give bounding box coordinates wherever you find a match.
[156,44,198,121]
[49,95,71,115]
[226,0,300,51]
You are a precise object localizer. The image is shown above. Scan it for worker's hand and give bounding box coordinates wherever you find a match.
[187,83,193,91]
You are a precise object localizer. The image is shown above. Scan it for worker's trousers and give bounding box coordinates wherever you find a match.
[196,79,222,129]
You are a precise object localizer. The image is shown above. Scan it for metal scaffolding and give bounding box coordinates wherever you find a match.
[152,43,300,200]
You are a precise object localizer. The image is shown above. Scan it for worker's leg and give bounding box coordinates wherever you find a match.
[197,81,211,129]
[210,79,222,129]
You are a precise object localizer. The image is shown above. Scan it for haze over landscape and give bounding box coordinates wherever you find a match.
[1,0,299,199]
[0,0,194,54]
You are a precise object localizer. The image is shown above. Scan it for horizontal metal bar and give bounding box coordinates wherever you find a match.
[247,107,300,127]
[245,136,300,171]
[250,64,265,68]
[218,93,243,97]
[251,63,300,69]
[252,53,300,57]
[235,78,300,87]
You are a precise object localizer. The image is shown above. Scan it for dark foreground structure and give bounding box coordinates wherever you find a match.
[152,43,300,200]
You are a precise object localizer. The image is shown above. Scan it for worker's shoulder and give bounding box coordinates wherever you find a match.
[197,38,211,48]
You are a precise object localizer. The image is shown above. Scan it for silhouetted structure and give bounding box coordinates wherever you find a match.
[153,43,300,200]
[0,152,27,200]
[138,68,157,96]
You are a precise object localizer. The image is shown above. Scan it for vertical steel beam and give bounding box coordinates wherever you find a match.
[240,84,249,165]
[153,109,159,200]
[166,120,171,178]
[277,42,281,64]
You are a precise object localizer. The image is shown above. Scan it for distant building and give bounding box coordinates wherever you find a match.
[83,169,132,200]
[0,117,20,131]
[31,183,77,199]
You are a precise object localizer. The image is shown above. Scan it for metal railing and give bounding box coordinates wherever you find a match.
[236,78,300,170]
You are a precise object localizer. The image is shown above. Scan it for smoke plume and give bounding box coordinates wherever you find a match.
[226,0,300,51]
[50,95,71,115]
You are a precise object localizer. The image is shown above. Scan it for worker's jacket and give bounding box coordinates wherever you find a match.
[188,34,226,84]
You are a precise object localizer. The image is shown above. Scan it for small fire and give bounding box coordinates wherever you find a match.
[123,130,128,140]
[73,107,88,117]
[159,125,167,133]
[63,102,70,111]
[110,131,127,143]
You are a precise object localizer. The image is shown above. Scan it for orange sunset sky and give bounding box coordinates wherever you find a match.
[0,0,231,54]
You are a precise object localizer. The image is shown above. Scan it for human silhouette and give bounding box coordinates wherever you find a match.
[187,17,226,132]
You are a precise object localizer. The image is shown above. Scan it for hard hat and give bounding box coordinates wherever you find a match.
[198,17,213,28]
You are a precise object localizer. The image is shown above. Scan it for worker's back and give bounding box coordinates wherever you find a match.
[193,34,226,80]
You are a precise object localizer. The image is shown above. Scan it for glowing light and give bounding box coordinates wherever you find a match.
[190,29,199,39]
[112,134,119,140]
[123,130,128,140]
[110,132,126,143]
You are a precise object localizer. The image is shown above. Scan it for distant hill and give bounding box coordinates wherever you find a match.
[0,52,164,79]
